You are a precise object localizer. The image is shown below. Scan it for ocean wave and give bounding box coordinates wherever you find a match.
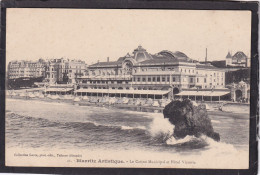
[121,125,146,130]
[164,134,243,155]
[166,135,198,145]
[211,120,221,123]
[7,113,147,135]
[148,117,174,136]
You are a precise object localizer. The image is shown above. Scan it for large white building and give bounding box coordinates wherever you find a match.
[76,46,229,100]
[7,59,47,79]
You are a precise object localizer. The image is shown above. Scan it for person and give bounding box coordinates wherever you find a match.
[218,103,223,111]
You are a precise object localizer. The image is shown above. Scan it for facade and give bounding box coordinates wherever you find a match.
[45,58,87,84]
[226,51,250,67]
[77,46,227,99]
[8,58,87,85]
[230,81,250,102]
[7,59,47,79]
[45,58,64,84]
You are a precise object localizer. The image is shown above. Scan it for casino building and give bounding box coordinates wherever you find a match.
[76,46,229,100]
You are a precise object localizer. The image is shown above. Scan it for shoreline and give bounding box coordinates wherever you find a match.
[6,95,249,118]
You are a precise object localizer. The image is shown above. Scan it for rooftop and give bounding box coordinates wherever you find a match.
[89,46,196,68]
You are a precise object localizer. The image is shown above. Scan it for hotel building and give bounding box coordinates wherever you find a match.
[76,46,229,100]
[46,58,87,84]
[7,59,47,79]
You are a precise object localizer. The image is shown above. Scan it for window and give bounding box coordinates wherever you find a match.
[148,77,151,82]
[157,76,160,82]
[142,77,146,82]
[197,78,199,83]
[204,78,207,83]
[162,77,165,82]
[172,77,175,82]
[133,77,136,82]
[153,77,156,82]
[190,78,193,83]
[137,78,140,82]
[167,76,170,82]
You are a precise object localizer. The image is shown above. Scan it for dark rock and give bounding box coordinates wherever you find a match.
[163,99,220,142]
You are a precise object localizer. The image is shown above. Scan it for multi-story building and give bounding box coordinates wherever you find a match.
[45,58,64,84]
[45,58,87,84]
[66,60,87,84]
[7,59,47,79]
[8,58,87,85]
[76,46,228,100]
[226,51,250,67]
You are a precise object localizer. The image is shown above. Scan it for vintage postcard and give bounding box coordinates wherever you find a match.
[5,8,252,169]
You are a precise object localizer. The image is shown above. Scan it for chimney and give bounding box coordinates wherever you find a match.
[107,57,109,62]
[205,48,208,62]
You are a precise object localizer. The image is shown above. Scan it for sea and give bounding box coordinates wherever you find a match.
[5,98,249,168]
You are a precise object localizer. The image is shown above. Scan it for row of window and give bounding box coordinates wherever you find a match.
[82,80,129,84]
[133,76,177,82]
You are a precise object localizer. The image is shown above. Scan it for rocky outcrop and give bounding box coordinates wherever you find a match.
[163,99,220,141]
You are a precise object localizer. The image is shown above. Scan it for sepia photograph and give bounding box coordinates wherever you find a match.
[5,8,252,169]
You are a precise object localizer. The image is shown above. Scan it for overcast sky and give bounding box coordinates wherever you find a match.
[6,9,251,64]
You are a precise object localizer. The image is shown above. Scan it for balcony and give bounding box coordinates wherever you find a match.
[79,83,132,88]
[79,75,132,80]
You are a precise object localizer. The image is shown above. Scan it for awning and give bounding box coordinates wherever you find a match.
[75,89,170,95]
[175,91,230,97]
[46,88,73,92]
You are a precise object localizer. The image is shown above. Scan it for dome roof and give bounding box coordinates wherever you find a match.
[172,51,188,58]
[132,45,152,62]
[157,50,191,62]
